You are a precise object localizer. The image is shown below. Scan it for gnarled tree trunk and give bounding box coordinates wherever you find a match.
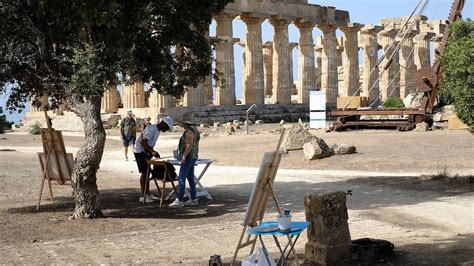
[70,95,106,218]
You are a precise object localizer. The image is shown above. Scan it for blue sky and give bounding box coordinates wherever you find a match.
[2,0,472,123]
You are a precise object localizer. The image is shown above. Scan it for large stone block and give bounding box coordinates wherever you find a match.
[303,139,333,160]
[281,123,317,151]
[304,191,352,265]
[336,96,368,109]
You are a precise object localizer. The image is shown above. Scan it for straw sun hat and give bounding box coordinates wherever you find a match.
[180,112,195,125]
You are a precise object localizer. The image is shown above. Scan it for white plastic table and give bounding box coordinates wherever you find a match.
[165,159,214,200]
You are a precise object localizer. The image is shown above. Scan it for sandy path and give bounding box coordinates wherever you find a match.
[0,129,472,264]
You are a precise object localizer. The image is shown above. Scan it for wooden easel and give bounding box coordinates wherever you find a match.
[36,110,73,210]
[231,128,299,265]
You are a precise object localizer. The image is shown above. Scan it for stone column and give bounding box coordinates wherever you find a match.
[289,42,298,96]
[359,25,383,103]
[340,23,364,97]
[269,16,292,104]
[399,29,419,99]
[241,14,265,104]
[262,41,273,97]
[122,82,146,109]
[215,13,237,106]
[101,87,119,113]
[430,34,443,64]
[30,95,48,112]
[378,28,399,100]
[148,90,173,108]
[337,37,344,67]
[317,23,339,106]
[183,82,207,107]
[314,38,323,89]
[295,20,316,104]
[305,191,352,265]
[414,32,435,70]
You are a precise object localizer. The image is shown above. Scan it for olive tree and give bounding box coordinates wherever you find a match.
[0,0,231,218]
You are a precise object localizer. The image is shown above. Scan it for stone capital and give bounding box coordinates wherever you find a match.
[289,42,298,49]
[240,13,265,24]
[294,18,317,29]
[430,34,443,42]
[360,24,383,35]
[269,15,292,27]
[317,23,338,34]
[414,31,435,42]
[339,22,364,34]
[378,27,398,38]
[401,29,420,38]
[214,12,236,21]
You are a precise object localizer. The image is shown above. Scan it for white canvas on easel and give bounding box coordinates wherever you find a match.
[231,129,290,265]
[37,152,74,210]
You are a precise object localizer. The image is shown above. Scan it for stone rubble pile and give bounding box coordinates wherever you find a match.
[282,124,357,160]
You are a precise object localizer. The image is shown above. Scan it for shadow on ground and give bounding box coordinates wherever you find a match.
[8,174,472,219]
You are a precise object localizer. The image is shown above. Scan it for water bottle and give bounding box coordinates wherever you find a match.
[278,208,292,233]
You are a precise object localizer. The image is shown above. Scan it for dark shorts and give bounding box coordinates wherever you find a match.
[123,135,136,147]
[134,152,151,173]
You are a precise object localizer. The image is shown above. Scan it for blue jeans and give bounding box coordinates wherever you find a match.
[178,158,197,201]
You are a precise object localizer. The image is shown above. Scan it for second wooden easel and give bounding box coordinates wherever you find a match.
[37,110,73,210]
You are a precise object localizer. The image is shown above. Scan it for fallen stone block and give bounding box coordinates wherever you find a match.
[414,121,429,132]
[281,124,318,151]
[331,143,357,155]
[303,138,332,160]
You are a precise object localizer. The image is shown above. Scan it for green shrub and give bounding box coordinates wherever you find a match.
[382,97,405,108]
[440,19,474,133]
[29,121,41,135]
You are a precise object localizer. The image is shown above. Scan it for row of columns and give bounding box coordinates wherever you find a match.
[95,15,442,112]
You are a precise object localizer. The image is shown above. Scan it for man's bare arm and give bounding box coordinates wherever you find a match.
[141,138,160,158]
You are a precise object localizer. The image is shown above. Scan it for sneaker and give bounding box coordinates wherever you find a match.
[184,199,199,206]
[125,157,129,161]
[169,199,184,208]
[149,195,159,201]
[139,196,154,203]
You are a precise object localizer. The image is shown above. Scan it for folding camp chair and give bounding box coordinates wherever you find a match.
[144,159,178,206]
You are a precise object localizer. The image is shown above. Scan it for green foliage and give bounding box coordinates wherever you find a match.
[0,0,232,111]
[440,19,474,133]
[0,107,12,134]
[28,122,41,135]
[382,97,405,108]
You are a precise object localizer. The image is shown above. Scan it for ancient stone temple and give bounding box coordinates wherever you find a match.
[25,1,445,124]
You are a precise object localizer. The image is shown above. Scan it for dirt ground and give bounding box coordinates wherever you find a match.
[0,125,473,265]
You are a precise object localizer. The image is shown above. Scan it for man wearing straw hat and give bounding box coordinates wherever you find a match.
[169,112,200,208]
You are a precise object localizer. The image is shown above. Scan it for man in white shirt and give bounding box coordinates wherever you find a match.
[134,116,173,203]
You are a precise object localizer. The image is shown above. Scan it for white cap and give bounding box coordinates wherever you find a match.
[127,108,133,114]
[160,116,173,131]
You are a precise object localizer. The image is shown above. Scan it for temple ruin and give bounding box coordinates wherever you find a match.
[26,0,446,124]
